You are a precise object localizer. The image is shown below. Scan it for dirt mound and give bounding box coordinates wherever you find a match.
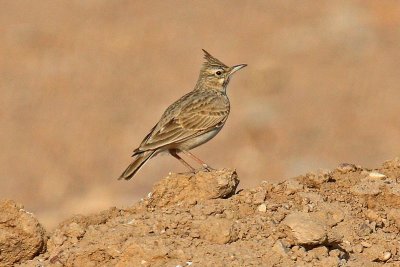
[10,159,400,266]
[0,200,46,266]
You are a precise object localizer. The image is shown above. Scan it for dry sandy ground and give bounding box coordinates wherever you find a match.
[2,158,400,266]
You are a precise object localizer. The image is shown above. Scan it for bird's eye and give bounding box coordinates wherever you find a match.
[215,71,222,76]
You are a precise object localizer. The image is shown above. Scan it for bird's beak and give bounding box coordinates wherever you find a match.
[228,64,247,76]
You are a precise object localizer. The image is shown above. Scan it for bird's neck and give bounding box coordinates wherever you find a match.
[194,78,227,93]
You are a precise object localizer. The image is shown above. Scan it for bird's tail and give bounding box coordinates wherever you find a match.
[118,151,154,180]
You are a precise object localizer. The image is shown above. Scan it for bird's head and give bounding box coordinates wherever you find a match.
[196,49,247,91]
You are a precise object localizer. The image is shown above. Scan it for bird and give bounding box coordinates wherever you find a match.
[119,49,247,180]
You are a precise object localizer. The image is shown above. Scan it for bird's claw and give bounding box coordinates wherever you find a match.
[202,164,214,172]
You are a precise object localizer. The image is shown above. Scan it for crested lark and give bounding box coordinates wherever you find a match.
[119,49,246,180]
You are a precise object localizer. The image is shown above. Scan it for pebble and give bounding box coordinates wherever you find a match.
[354,244,363,253]
[304,170,332,185]
[253,191,266,204]
[382,252,391,261]
[310,246,328,260]
[282,212,327,245]
[351,181,383,196]
[336,163,357,173]
[368,172,386,179]
[224,210,234,219]
[365,209,381,222]
[361,241,372,248]
[272,240,290,256]
[285,179,304,191]
[302,205,311,213]
[307,204,314,212]
[329,249,343,258]
[291,245,300,252]
[257,203,267,212]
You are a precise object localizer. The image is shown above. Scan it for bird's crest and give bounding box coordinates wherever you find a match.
[202,49,228,68]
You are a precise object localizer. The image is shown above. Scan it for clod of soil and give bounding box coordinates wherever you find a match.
[148,169,239,207]
[12,159,400,266]
[0,200,46,266]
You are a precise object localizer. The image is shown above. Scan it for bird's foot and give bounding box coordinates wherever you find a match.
[175,165,215,175]
[201,164,215,172]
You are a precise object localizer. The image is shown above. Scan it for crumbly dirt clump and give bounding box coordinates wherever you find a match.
[13,159,400,266]
[0,200,47,266]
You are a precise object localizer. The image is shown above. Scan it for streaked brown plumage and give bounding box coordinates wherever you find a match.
[119,49,246,180]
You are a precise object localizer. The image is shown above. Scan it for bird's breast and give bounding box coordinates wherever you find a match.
[177,127,223,150]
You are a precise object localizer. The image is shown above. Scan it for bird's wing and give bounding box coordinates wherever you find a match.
[135,91,229,152]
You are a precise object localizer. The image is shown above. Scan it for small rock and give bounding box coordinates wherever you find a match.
[224,210,235,220]
[195,218,237,244]
[388,209,400,228]
[309,246,329,260]
[351,180,383,196]
[368,172,386,180]
[329,249,341,258]
[382,252,391,261]
[361,241,372,248]
[365,209,382,222]
[354,244,363,253]
[298,192,324,204]
[357,223,372,236]
[257,203,267,213]
[336,163,358,173]
[65,222,86,239]
[364,244,387,262]
[253,190,266,204]
[0,200,47,266]
[324,205,345,227]
[148,169,239,207]
[302,205,311,213]
[273,240,290,256]
[282,212,327,245]
[49,230,67,246]
[291,245,300,252]
[306,170,332,185]
[285,179,304,191]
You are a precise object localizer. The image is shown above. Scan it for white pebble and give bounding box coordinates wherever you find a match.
[257,203,267,212]
[368,172,386,179]
[382,252,391,261]
[126,219,135,225]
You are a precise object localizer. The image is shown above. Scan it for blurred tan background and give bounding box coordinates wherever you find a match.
[1,0,400,229]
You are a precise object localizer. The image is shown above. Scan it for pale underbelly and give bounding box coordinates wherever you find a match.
[177,127,222,150]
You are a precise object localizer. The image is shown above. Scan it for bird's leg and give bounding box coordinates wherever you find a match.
[169,149,195,172]
[181,150,214,171]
